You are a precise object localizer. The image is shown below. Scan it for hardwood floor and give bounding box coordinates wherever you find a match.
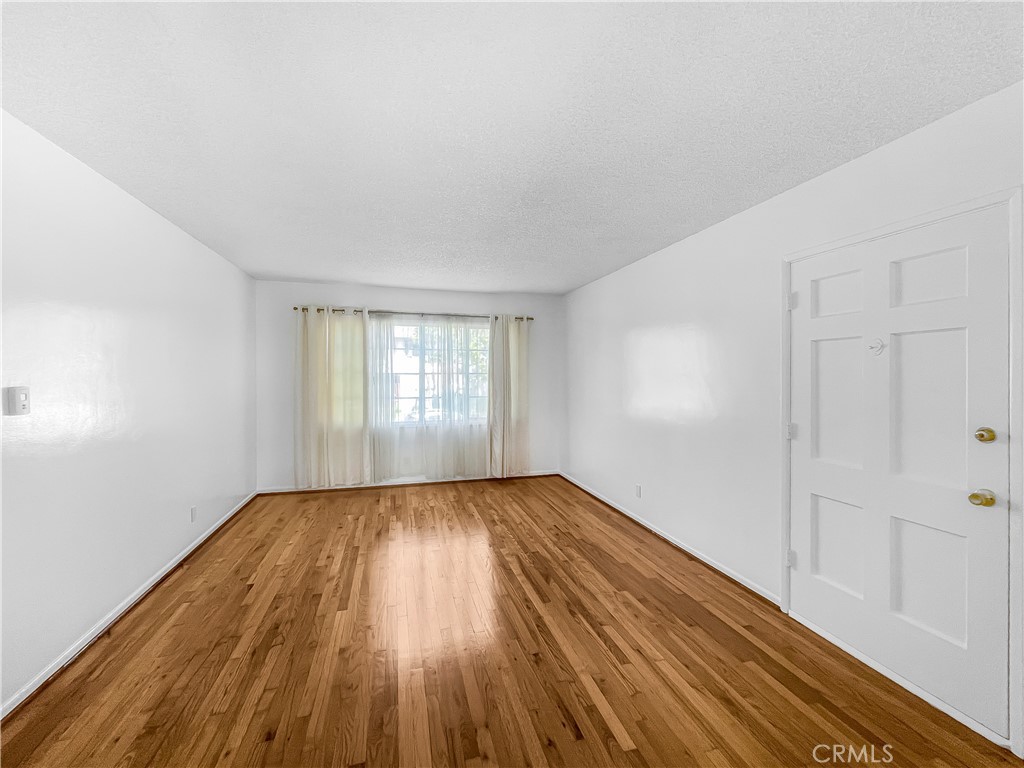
[2,476,1018,767]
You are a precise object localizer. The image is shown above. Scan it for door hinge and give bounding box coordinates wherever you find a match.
[785,549,797,568]
[786,291,798,311]
[784,423,797,440]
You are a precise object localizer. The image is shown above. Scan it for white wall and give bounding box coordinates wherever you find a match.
[254,280,566,491]
[564,81,1024,601]
[1,112,257,712]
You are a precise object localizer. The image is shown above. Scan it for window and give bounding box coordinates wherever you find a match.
[388,317,489,424]
[297,308,528,486]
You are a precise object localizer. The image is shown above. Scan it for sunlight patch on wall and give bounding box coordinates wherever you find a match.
[2,303,129,454]
[624,325,717,424]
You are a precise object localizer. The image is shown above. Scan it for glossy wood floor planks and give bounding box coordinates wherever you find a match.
[2,476,1018,767]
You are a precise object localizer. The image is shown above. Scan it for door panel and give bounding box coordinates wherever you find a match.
[890,516,967,644]
[811,494,866,598]
[891,327,967,485]
[890,246,967,306]
[812,336,865,467]
[790,203,1010,735]
[814,269,864,317]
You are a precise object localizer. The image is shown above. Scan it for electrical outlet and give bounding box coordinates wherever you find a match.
[190,505,197,524]
[635,484,642,499]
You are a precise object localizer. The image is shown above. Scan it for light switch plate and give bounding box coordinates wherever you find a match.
[3,386,30,416]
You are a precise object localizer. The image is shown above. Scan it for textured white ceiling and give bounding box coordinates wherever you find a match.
[3,3,1021,293]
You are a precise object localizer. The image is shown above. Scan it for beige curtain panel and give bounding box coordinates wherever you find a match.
[488,315,530,478]
[294,307,368,489]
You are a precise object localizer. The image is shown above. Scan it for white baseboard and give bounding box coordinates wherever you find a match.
[557,472,781,605]
[256,485,303,494]
[790,611,1011,748]
[1,490,258,718]
[255,469,561,495]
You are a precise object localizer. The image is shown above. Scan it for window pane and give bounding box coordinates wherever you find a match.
[423,371,440,400]
[468,373,487,397]
[468,349,488,374]
[469,397,488,420]
[394,325,419,349]
[395,398,420,422]
[392,346,419,374]
[451,394,466,421]
[423,347,441,373]
[394,373,421,399]
[469,328,488,351]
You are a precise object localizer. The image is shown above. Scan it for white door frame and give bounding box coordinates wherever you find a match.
[779,187,1024,754]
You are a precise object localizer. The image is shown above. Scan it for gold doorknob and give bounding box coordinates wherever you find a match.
[975,427,997,443]
[968,489,996,507]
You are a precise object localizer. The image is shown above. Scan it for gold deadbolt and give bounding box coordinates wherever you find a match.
[968,489,997,507]
[975,427,997,443]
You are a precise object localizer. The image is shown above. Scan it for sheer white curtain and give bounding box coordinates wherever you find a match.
[294,307,367,488]
[488,315,530,477]
[367,313,488,482]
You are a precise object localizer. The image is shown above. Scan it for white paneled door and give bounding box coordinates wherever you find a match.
[789,203,1011,736]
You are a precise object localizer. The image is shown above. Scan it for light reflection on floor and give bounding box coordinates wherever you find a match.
[378,520,498,662]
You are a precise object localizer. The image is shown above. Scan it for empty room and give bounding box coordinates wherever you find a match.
[2,2,1023,766]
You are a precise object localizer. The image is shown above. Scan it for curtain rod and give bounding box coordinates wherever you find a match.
[292,306,534,321]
